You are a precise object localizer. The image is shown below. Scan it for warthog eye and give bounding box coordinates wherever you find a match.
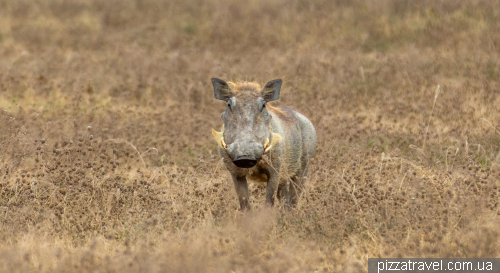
[227,98,235,110]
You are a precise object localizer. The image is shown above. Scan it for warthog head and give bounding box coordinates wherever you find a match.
[211,78,282,168]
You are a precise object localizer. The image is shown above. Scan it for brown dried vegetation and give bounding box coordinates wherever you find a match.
[0,0,500,272]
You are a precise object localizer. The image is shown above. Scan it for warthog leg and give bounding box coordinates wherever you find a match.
[265,168,280,206]
[277,182,288,202]
[289,176,304,206]
[231,174,250,210]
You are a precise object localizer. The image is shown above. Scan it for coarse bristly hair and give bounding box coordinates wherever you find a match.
[227,81,262,96]
[225,80,294,122]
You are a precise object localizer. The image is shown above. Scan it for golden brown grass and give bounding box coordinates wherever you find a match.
[1,0,500,272]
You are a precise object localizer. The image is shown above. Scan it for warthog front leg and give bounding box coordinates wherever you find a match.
[231,174,250,210]
[277,182,289,203]
[266,169,280,206]
[289,176,304,206]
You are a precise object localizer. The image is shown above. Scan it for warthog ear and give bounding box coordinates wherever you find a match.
[211,78,233,101]
[261,79,282,102]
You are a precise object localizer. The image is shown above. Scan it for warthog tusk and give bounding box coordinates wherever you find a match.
[221,137,227,149]
[212,128,227,150]
[263,138,270,149]
[264,133,282,153]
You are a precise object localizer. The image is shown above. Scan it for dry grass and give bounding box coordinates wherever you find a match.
[1,0,500,272]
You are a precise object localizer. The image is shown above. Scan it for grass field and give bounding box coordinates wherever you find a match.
[1,0,500,272]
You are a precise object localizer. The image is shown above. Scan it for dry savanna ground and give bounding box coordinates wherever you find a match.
[1,0,500,272]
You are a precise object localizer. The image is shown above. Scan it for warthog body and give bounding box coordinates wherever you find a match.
[211,78,316,210]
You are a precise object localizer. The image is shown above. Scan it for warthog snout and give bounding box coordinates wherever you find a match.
[232,156,258,168]
[226,140,264,168]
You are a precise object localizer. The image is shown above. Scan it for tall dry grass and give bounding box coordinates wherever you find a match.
[0,0,500,272]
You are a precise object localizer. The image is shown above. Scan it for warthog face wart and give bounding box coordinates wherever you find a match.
[212,78,282,168]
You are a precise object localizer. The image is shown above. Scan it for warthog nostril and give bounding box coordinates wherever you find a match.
[232,156,258,168]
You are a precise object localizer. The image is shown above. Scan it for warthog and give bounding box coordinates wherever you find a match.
[211,78,316,210]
